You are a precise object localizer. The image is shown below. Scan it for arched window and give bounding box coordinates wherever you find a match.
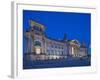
[34,41,41,47]
[34,41,42,55]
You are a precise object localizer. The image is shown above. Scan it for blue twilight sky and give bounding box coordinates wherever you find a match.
[23,10,91,49]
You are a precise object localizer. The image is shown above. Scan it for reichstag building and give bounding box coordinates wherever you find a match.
[24,20,87,60]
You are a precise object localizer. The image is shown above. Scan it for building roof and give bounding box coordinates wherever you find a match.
[45,35,67,43]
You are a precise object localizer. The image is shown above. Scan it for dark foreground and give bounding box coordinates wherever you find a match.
[23,55,91,69]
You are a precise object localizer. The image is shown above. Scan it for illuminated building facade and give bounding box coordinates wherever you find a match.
[24,20,87,60]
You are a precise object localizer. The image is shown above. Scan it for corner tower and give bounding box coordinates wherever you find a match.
[26,20,46,55]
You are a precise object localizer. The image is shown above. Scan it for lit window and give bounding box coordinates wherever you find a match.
[36,48,41,54]
[51,45,54,48]
[55,45,57,48]
[62,47,63,49]
[62,51,63,55]
[72,47,74,55]
[47,50,50,55]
